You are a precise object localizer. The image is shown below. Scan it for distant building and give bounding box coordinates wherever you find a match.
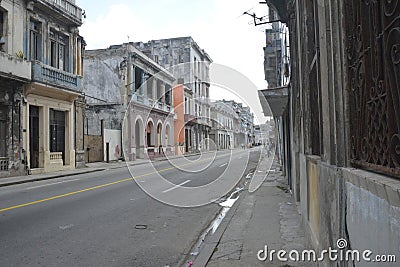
[254,125,262,146]
[210,101,236,150]
[135,37,212,152]
[212,100,255,148]
[84,43,175,161]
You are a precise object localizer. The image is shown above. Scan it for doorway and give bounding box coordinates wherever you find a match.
[29,106,40,168]
[49,109,66,164]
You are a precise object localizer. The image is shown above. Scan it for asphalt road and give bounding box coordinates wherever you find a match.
[0,148,261,267]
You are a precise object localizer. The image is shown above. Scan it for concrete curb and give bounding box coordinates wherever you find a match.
[192,193,243,267]
[0,169,106,187]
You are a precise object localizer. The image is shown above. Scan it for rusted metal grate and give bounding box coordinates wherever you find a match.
[0,157,9,171]
[345,1,400,177]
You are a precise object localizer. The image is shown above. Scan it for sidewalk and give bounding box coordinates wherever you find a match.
[193,157,312,267]
[0,150,218,188]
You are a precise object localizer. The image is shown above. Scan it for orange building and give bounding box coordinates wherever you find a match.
[173,85,185,155]
[174,84,197,154]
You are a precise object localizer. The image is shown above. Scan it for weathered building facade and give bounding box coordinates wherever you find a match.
[212,100,255,148]
[259,0,400,265]
[135,37,212,153]
[210,101,236,150]
[0,0,31,177]
[0,0,85,176]
[23,0,85,174]
[84,43,175,161]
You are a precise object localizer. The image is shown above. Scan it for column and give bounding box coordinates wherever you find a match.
[161,82,166,103]
[153,78,157,101]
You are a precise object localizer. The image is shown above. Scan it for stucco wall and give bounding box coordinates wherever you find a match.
[1,0,25,55]
[0,87,25,177]
[84,56,124,104]
[301,156,400,266]
[344,169,400,267]
[103,129,121,162]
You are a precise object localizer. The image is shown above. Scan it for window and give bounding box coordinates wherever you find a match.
[194,57,197,75]
[30,20,41,61]
[345,0,400,176]
[135,67,144,94]
[194,78,197,96]
[198,79,201,96]
[165,84,171,106]
[49,30,68,71]
[0,106,7,157]
[198,61,201,77]
[146,75,153,99]
[0,11,3,37]
[154,55,159,64]
[0,10,6,52]
[184,97,188,114]
[156,80,162,101]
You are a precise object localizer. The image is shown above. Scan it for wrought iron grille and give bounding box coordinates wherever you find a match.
[346,0,400,176]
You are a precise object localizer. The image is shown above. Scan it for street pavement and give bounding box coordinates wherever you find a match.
[0,149,261,267]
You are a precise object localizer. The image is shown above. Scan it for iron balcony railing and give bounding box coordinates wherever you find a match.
[31,61,83,92]
[131,94,173,113]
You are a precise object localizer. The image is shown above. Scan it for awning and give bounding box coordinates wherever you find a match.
[258,86,289,117]
[265,0,290,24]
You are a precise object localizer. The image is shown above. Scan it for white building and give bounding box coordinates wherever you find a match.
[135,37,212,152]
[210,101,237,150]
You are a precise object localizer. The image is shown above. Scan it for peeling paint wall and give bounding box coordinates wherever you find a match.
[84,53,124,104]
[0,85,25,177]
[135,38,192,85]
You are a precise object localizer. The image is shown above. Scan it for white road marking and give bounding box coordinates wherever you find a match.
[27,178,80,190]
[59,224,74,230]
[163,180,191,193]
[219,163,228,167]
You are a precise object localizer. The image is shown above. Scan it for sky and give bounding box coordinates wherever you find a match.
[76,0,271,124]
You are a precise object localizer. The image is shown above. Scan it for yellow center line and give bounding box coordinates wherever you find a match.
[0,156,215,213]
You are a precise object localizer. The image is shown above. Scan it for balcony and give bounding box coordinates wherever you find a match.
[0,52,31,82]
[197,117,211,127]
[131,94,174,114]
[36,0,83,25]
[31,61,83,93]
[184,114,197,125]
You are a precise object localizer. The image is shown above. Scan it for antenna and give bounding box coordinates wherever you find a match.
[243,11,281,26]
